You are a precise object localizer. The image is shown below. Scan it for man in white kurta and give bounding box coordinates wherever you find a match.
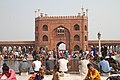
[58,57,69,72]
[79,58,89,75]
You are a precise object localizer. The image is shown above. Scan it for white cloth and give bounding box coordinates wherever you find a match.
[79,59,89,75]
[0,66,3,73]
[58,58,68,72]
[14,52,19,56]
[1,74,7,79]
[85,51,89,55]
[33,60,42,71]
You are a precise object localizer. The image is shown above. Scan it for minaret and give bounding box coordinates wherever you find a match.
[86,9,88,16]
[81,7,84,16]
[78,12,81,16]
[40,13,43,17]
[38,9,40,17]
[35,11,37,18]
[45,13,48,17]
[83,12,85,16]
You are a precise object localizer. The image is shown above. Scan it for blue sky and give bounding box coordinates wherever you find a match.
[0,0,120,41]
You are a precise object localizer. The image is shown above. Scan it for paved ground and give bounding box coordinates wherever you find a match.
[15,74,112,80]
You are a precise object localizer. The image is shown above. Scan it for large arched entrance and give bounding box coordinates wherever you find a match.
[52,26,70,51]
[57,42,66,51]
[56,42,66,58]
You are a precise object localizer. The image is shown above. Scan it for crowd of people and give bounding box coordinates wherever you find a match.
[0,47,30,60]
[0,46,119,80]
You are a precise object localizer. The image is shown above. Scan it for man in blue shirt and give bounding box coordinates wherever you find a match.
[98,57,112,73]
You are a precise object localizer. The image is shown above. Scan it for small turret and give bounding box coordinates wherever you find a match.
[38,9,40,17]
[45,13,48,17]
[86,9,88,16]
[35,11,37,18]
[40,13,44,17]
[78,13,81,16]
[81,7,84,16]
[83,12,85,16]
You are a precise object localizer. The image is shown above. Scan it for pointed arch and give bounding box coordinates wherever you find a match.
[74,24,80,30]
[74,35,80,41]
[74,45,80,51]
[43,25,48,31]
[43,35,48,41]
[85,25,87,31]
[85,36,87,41]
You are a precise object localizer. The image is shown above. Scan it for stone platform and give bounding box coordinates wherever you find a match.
[15,74,116,80]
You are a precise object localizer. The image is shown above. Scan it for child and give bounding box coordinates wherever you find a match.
[28,67,44,80]
[52,65,60,80]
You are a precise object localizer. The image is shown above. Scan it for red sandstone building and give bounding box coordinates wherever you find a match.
[35,9,88,51]
[0,9,120,53]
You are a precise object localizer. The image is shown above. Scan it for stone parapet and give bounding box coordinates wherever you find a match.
[35,16,88,21]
